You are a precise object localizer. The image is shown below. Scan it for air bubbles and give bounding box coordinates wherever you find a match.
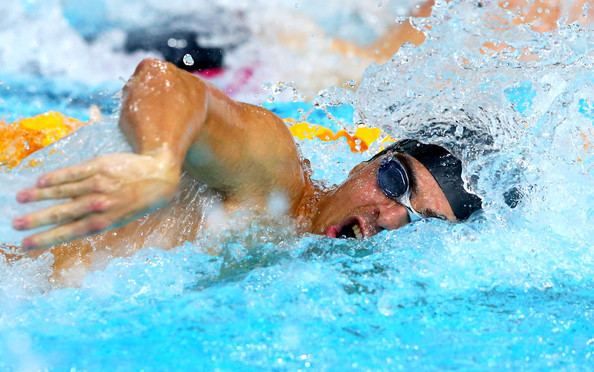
[167,38,188,49]
[267,191,289,217]
[182,54,195,66]
[265,81,302,103]
[377,292,397,316]
[542,83,552,92]
[343,80,357,88]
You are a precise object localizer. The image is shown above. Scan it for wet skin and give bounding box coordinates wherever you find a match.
[6,1,589,282]
[9,59,456,279]
[312,153,456,239]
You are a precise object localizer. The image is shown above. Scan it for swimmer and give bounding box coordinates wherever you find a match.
[8,59,482,281]
[118,1,438,96]
[259,0,591,94]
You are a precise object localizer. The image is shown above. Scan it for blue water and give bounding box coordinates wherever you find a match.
[1,79,593,370]
[1,0,594,370]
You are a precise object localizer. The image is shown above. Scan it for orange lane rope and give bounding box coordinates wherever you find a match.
[0,111,396,169]
[285,118,395,153]
[0,112,84,168]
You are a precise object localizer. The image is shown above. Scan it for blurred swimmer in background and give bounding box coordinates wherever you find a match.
[113,0,591,96]
[61,0,438,97]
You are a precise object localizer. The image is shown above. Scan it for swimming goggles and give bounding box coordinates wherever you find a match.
[377,154,423,223]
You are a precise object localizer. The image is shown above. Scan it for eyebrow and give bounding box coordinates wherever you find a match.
[396,155,447,219]
[420,209,447,220]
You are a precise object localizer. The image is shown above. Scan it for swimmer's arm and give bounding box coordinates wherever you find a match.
[331,0,433,63]
[11,59,205,249]
[331,19,426,63]
[118,59,208,167]
[121,59,306,202]
[13,59,306,249]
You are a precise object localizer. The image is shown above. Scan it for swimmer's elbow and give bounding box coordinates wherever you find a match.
[128,58,179,88]
[127,58,208,98]
[134,58,171,77]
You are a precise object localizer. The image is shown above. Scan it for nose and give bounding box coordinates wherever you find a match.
[375,202,410,231]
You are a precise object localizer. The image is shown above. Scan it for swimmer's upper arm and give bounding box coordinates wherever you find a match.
[187,87,307,206]
[120,58,306,210]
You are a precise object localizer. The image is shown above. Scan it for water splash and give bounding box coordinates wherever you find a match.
[0,0,425,99]
[1,0,594,369]
[344,0,593,217]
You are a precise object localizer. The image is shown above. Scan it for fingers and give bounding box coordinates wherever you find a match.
[36,162,96,188]
[19,198,139,250]
[16,176,114,203]
[21,214,113,250]
[13,195,112,231]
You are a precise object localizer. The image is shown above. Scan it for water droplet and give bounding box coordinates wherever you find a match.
[183,54,194,66]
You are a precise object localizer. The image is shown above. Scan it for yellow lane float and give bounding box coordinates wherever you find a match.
[285,118,395,153]
[1,110,395,169]
[0,112,84,168]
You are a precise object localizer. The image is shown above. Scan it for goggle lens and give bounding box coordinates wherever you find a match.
[377,157,410,200]
[377,156,423,223]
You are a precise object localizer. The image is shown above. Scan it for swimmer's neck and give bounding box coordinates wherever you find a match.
[292,174,335,235]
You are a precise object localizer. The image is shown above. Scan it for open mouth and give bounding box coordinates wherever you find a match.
[325,216,385,240]
[331,217,364,240]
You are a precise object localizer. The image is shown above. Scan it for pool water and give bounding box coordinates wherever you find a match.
[1,0,594,370]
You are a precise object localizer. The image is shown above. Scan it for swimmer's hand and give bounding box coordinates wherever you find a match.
[12,151,180,250]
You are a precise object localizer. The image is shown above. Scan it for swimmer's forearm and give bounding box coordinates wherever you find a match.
[119,59,209,170]
[12,60,224,250]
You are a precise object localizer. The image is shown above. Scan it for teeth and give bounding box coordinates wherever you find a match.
[352,225,363,239]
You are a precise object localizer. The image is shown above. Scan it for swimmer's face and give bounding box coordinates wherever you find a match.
[312,153,456,239]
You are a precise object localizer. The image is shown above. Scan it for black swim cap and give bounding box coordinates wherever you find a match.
[370,139,483,220]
